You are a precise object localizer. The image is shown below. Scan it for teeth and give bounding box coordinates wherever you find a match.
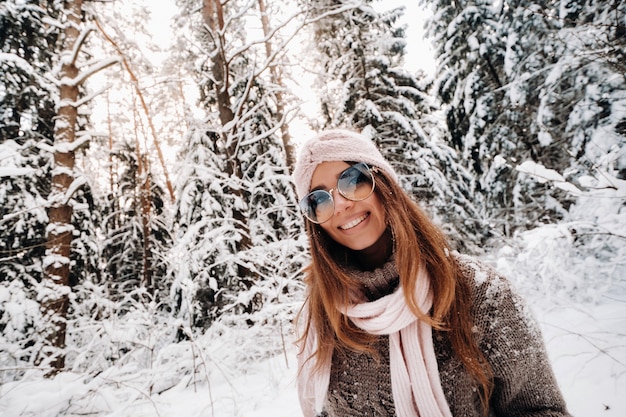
[340,213,368,230]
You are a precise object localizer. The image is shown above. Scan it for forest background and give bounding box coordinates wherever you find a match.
[1,0,625,416]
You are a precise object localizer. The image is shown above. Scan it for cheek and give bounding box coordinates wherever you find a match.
[373,208,387,234]
[371,196,386,225]
[319,222,333,235]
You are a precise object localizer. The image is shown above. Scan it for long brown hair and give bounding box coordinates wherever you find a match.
[296,166,494,414]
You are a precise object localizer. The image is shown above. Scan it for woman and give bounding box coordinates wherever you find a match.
[293,129,570,417]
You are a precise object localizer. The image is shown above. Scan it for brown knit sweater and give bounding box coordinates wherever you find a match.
[320,254,570,417]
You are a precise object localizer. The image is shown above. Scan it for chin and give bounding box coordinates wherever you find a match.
[344,230,388,252]
[347,239,378,251]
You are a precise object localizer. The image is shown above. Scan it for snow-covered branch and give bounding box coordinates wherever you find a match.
[0,53,57,94]
[516,161,582,195]
[61,57,120,87]
[227,8,304,65]
[46,175,88,206]
[49,134,91,153]
[0,167,35,178]
[65,24,95,68]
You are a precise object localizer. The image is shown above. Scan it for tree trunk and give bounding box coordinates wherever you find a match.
[257,0,296,171]
[40,0,82,374]
[139,155,153,295]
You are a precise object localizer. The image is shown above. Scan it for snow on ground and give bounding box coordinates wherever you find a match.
[1,297,625,417]
[537,299,626,417]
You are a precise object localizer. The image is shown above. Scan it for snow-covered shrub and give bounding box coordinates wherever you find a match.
[490,163,626,304]
[0,278,42,381]
[65,283,180,374]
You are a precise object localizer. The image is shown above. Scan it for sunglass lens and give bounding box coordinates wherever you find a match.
[338,163,374,200]
[300,190,334,224]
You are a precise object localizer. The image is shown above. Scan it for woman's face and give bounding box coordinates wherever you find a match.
[310,161,387,251]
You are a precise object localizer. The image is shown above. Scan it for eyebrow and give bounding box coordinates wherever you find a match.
[310,171,342,193]
[310,184,329,192]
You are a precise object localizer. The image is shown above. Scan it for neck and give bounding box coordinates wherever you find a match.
[352,228,394,271]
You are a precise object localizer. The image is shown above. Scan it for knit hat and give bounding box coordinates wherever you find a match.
[293,129,398,200]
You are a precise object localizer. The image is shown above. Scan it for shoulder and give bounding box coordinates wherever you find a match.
[452,252,520,302]
[452,252,506,287]
[451,252,542,341]
[452,252,510,303]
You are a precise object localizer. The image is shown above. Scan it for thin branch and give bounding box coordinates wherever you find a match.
[543,322,626,368]
[93,18,176,202]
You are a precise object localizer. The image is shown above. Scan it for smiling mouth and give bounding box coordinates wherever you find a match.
[339,213,369,230]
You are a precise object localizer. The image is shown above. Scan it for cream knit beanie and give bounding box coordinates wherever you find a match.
[293,129,398,200]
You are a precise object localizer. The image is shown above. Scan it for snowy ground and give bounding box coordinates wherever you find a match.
[1,295,624,417]
[536,299,626,417]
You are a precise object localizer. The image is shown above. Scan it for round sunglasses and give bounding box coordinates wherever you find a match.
[299,162,376,224]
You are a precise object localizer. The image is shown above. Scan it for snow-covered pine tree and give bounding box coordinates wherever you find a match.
[423,0,625,237]
[233,59,307,334]
[493,0,576,233]
[170,127,232,329]
[422,0,523,237]
[0,0,105,374]
[100,140,171,307]
[0,2,60,371]
[0,136,50,373]
[523,0,626,295]
[537,0,626,183]
[305,0,486,250]
[170,0,304,331]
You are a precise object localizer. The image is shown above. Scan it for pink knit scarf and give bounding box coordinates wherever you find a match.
[297,264,452,417]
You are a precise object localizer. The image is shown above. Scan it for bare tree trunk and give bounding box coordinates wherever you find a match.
[40,0,82,374]
[257,0,296,171]
[106,93,116,197]
[136,143,153,295]
[138,154,153,295]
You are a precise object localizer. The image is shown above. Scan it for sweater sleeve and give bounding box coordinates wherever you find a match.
[457,255,571,417]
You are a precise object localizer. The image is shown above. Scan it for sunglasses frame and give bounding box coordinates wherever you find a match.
[299,162,377,224]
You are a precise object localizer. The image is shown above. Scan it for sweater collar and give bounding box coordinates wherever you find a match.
[344,255,399,301]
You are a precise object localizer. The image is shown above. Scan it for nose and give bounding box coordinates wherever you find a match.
[331,188,353,214]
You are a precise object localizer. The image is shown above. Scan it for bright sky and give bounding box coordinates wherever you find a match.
[376,1,436,75]
[147,0,435,74]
